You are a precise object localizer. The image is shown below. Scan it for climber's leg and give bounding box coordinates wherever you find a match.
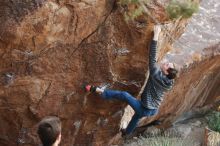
[84,85,141,113]
[101,89,142,113]
[122,107,158,135]
[124,113,142,135]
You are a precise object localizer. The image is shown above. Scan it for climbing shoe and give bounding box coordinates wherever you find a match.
[84,84,97,93]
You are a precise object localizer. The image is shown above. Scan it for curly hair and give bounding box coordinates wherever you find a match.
[167,67,178,79]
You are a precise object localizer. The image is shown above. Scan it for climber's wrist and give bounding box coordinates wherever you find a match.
[153,34,159,41]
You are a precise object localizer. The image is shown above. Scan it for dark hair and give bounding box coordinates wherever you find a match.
[37,116,61,146]
[167,68,178,79]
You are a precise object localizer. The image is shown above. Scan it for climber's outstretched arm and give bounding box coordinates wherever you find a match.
[149,25,161,73]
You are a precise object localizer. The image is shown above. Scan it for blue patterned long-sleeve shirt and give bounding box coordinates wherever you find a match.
[141,40,174,109]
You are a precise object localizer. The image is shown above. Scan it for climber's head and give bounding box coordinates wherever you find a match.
[161,62,178,79]
[37,116,61,146]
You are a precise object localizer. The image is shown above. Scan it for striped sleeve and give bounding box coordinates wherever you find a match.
[149,40,157,72]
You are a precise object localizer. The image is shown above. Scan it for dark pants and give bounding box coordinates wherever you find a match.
[101,89,157,134]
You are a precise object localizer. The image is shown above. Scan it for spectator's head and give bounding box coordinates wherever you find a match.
[161,62,178,79]
[37,116,61,146]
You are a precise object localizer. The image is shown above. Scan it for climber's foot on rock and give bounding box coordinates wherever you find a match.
[84,84,97,93]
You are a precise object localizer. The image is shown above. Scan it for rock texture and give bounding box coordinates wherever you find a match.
[0,0,219,146]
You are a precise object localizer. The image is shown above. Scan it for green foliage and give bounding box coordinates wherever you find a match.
[124,136,196,146]
[119,0,139,5]
[207,111,220,132]
[119,0,148,21]
[119,0,199,21]
[124,6,144,21]
[144,137,194,146]
[166,0,199,19]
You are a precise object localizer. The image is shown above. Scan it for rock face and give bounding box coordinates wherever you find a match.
[0,0,219,146]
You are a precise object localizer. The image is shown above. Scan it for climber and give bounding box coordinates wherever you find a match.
[84,25,178,136]
[37,116,62,146]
